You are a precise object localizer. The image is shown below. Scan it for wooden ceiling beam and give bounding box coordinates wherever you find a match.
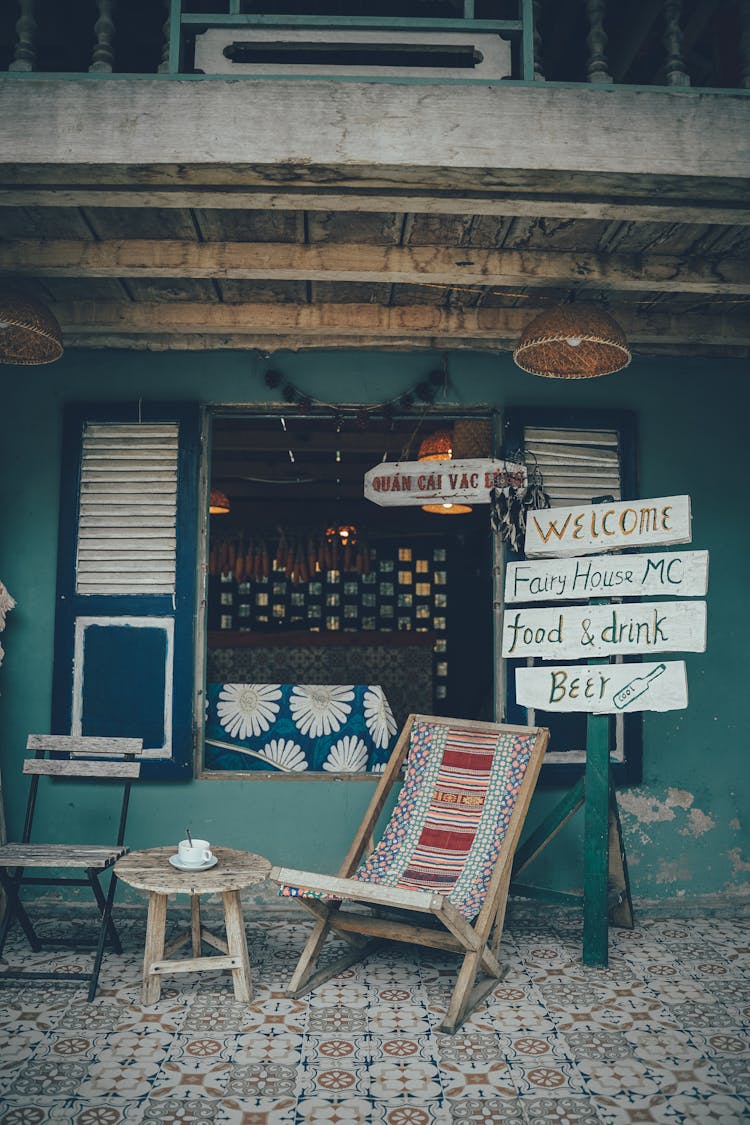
[60,332,749,357]
[53,300,750,347]
[4,239,749,295]
[0,188,748,226]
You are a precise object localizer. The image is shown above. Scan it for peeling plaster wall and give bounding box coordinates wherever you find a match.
[0,348,748,903]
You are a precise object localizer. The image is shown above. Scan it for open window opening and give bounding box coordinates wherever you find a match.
[200,407,496,778]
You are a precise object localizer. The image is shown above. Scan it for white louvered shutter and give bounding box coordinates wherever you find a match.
[524,426,622,507]
[75,423,178,595]
[54,405,199,779]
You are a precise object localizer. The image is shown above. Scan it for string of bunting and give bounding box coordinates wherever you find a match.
[263,365,453,429]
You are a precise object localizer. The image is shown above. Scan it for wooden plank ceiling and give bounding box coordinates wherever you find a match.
[1,199,749,357]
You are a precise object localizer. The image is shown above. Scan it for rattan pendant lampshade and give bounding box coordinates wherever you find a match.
[417,429,472,515]
[0,291,63,365]
[513,303,631,379]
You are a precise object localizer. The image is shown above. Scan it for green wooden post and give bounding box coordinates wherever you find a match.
[583,705,610,964]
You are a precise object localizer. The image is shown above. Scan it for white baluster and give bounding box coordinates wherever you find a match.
[158,0,171,73]
[9,0,37,73]
[740,0,750,89]
[89,0,116,74]
[663,0,690,86]
[585,0,612,83]
[533,0,545,81]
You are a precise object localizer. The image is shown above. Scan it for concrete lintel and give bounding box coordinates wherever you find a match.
[1,79,748,185]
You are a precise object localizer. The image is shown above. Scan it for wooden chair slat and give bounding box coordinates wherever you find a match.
[0,843,127,868]
[26,734,144,758]
[22,760,141,779]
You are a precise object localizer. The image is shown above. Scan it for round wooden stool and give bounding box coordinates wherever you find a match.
[115,845,271,1005]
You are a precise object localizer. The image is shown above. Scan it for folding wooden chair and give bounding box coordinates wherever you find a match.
[272,714,549,1033]
[0,734,144,1001]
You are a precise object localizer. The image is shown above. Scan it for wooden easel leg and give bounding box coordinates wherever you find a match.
[608,781,634,929]
[583,712,610,967]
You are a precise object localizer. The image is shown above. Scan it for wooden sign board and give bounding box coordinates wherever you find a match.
[505,549,709,604]
[524,495,692,558]
[364,458,526,508]
[515,660,688,714]
[501,600,707,660]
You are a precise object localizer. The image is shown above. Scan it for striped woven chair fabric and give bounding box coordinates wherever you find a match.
[281,718,538,920]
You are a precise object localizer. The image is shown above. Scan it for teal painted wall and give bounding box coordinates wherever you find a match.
[0,347,748,903]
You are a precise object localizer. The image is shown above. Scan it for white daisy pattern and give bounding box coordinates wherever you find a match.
[258,738,308,772]
[323,735,369,773]
[363,686,398,749]
[216,683,282,740]
[289,685,354,738]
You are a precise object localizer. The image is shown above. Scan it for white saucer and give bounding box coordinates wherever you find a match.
[169,853,218,872]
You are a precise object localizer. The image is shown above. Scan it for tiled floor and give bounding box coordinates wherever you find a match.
[0,902,749,1123]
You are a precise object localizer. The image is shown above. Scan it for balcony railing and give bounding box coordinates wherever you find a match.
[2,0,749,91]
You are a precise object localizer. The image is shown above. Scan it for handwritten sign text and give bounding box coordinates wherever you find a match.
[501,600,706,660]
[515,660,688,713]
[505,549,708,604]
[364,458,526,507]
[524,495,692,558]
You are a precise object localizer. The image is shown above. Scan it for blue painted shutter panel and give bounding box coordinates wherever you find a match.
[52,403,200,779]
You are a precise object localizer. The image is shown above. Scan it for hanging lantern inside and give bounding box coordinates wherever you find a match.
[417,430,453,461]
[209,489,230,515]
[417,429,472,515]
[0,290,64,365]
[325,523,358,546]
[513,304,631,379]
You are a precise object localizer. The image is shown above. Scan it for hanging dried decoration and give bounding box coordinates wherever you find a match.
[490,451,550,554]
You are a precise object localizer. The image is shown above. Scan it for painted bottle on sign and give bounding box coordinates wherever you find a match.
[613,664,666,710]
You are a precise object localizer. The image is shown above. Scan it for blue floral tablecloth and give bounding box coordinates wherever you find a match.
[204,683,398,773]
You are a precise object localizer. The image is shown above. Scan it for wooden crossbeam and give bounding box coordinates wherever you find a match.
[51,301,750,347]
[0,188,747,225]
[4,239,749,295]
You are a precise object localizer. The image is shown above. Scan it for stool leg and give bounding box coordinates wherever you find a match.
[142,891,167,1005]
[222,890,252,1004]
[191,895,202,957]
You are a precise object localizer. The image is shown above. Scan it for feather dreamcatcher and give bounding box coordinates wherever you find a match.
[490,453,551,555]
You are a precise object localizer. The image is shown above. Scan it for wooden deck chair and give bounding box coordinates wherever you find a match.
[0,734,144,1001]
[271,714,549,1033]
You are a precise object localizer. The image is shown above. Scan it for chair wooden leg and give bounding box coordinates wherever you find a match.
[287,908,335,995]
[490,865,513,957]
[142,891,167,1005]
[222,890,253,1004]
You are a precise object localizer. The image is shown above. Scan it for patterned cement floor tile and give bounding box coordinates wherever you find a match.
[294,1095,386,1123]
[3,905,750,1122]
[592,1090,750,1125]
[447,1097,525,1122]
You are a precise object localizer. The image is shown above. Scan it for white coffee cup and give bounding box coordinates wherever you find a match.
[177,838,212,866]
